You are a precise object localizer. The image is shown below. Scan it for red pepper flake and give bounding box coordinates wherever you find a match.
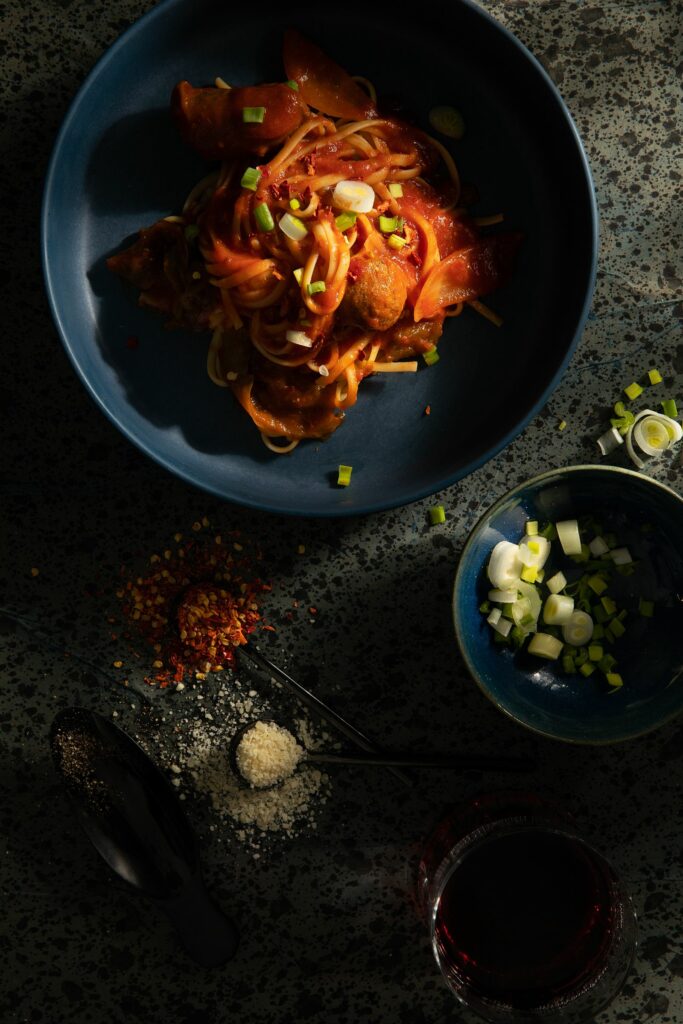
[270,183,283,201]
[126,335,139,350]
[118,529,271,687]
[303,153,317,176]
[308,606,317,615]
[301,185,312,207]
[280,180,291,198]
[424,405,431,416]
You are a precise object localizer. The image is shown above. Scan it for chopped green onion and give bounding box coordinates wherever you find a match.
[242,106,266,123]
[543,594,574,625]
[429,505,446,525]
[587,574,608,596]
[510,626,526,647]
[594,604,610,624]
[502,604,515,620]
[546,570,567,595]
[562,654,576,674]
[184,223,200,242]
[423,348,440,366]
[539,523,557,540]
[575,647,588,667]
[662,398,678,418]
[588,644,604,662]
[307,280,326,295]
[603,625,615,644]
[648,368,663,385]
[388,182,403,197]
[639,598,654,617]
[599,654,617,674]
[332,179,375,214]
[558,420,567,431]
[293,267,303,285]
[580,662,596,678]
[387,233,407,250]
[614,401,627,417]
[562,610,594,647]
[337,465,353,487]
[520,565,538,584]
[592,623,604,640]
[617,609,628,622]
[279,212,308,241]
[489,588,518,604]
[609,618,626,638]
[624,381,643,401]
[479,600,491,614]
[335,211,357,232]
[597,426,624,455]
[240,166,261,191]
[600,595,617,617]
[428,105,465,139]
[525,521,539,536]
[379,215,400,233]
[528,632,563,660]
[286,79,299,91]
[556,519,582,556]
[254,202,275,232]
[606,672,623,689]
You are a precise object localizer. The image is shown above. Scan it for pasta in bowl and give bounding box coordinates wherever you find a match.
[107,29,520,454]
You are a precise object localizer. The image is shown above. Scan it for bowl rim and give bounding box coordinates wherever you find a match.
[452,464,683,745]
[40,0,599,517]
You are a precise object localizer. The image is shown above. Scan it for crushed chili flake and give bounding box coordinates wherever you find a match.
[119,529,270,687]
[424,405,431,416]
[304,154,317,176]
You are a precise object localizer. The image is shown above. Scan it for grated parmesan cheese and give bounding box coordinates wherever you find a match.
[235,720,304,789]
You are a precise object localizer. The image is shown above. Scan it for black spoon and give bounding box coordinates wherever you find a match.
[228,717,537,790]
[50,707,238,967]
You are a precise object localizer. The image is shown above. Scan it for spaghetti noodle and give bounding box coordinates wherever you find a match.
[108,30,520,452]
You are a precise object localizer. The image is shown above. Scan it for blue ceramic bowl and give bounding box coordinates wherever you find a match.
[453,466,683,743]
[42,0,597,515]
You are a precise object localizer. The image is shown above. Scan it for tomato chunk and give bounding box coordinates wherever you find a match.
[283,29,377,121]
[413,233,522,320]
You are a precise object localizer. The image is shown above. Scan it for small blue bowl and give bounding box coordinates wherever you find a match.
[453,466,683,744]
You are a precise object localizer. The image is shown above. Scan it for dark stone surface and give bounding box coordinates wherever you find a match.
[2,1,681,1022]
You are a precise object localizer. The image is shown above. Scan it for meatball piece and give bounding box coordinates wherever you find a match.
[341,255,407,331]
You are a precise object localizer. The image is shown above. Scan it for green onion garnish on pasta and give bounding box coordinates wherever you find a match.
[307,280,326,295]
[254,202,275,232]
[242,106,266,123]
[335,212,357,232]
[240,166,261,190]
[423,348,439,366]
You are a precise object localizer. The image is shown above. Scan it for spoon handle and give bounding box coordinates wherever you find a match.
[307,752,536,772]
[240,643,412,787]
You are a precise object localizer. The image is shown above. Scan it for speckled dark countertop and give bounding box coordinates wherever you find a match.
[2,1,682,1022]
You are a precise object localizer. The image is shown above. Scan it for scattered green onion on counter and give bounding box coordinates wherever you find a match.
[429,506,446,526]
[337,465,352,487]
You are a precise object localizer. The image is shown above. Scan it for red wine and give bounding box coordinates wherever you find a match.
[434,828,615,1009]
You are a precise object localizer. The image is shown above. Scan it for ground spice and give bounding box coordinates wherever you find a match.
[118,524,271,687]
[136,674,333,857]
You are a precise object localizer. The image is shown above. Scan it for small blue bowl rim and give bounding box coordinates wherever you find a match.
[40,0,599,518]
[452,464,683,745]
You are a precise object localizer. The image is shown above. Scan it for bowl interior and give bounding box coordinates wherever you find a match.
[453,468,683,743]
[42,0,596,515]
